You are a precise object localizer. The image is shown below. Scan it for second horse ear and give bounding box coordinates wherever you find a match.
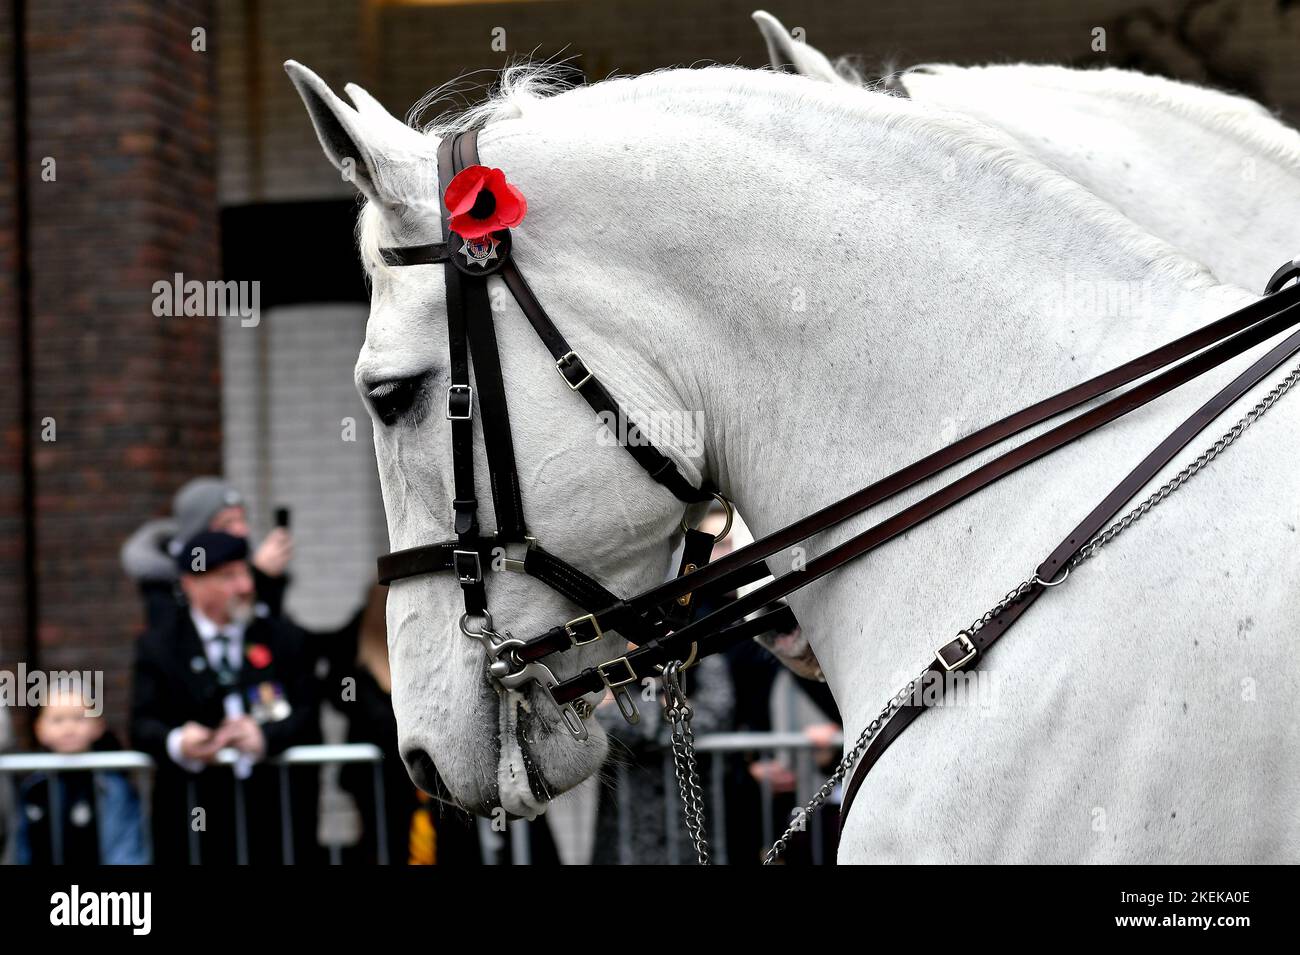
[285,60,436,213]
[751,10,852,86]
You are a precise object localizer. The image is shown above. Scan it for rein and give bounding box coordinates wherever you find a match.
[375,126,1300,862]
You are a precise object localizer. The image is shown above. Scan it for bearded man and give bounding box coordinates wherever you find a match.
[130,531,321,864]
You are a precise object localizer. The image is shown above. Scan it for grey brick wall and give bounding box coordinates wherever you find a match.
[222,304,385,631]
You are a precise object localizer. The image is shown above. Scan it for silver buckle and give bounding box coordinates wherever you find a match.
[501,535,537,574]
[452,549,482,585]
[563,613,603,647]
[555,351,592,391]
[445,384,473,420]
[597,656,637,689]
[936,633,976,672]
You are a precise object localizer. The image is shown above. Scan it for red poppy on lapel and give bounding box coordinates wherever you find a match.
[246,644,272,669]
[444,165,527,238]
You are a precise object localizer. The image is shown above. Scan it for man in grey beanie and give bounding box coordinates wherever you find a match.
[121,477,295,629]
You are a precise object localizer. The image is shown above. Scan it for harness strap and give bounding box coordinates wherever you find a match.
[546,290,1300,704]
[838,316,1300,830]
[497,261,714,504]
[439,133,488,613]
[452,133,528,543]
[521,280,1300,664]
[664,528,717,629]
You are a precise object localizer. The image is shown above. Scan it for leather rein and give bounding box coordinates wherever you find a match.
[375,127,1300,837]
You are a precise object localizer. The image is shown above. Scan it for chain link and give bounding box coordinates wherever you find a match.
[761,354,1300,865]
[762,669,927,864]
[1074,358,1300,567]
[662,661,710,865]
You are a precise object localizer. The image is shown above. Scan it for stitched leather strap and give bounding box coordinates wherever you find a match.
[837,317,1300,831]
[452,133,528,542]
[664,528,717,629]
[439,134,488,613]
[495,258,713,504]
[524,281,1300,666]
[547,291,1300,704]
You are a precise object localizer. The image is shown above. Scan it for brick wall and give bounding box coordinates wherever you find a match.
[0,0,28,727]
[0,0,222,739]
[221,303,386,632]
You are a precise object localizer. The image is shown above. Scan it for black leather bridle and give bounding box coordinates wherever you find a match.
[375,127,1300,825]
[374,130,796,738]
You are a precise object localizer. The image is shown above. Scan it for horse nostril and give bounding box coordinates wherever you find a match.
[403,748,439,794]
[366,374,428,426]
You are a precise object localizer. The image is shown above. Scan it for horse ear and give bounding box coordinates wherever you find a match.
[343,82,433,154]
[285,60,431,210]
[751,10,851,85]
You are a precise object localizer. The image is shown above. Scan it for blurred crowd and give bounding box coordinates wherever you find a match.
[0,478,841,865]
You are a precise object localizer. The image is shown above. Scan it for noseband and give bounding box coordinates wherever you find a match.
[375,128,1300,849]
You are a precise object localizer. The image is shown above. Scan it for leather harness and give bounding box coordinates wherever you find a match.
[374,127,1300,833]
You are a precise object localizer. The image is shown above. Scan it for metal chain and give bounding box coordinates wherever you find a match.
[762,669,927,865]
[662,661,710,865]
[762,354,1300,865]
[1073,357,1300,568]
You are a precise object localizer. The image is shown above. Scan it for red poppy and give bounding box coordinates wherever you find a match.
[246,644,272,669]
[444,165,527,239]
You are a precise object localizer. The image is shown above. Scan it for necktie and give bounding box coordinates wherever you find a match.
[212,633,238,687]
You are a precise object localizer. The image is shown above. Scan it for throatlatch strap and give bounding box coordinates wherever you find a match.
[496,261,714,504]
[838,317,1300,830]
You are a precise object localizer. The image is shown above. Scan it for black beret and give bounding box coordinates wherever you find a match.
[176,530,249,576]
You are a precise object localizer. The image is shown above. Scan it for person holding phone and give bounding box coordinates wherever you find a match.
[120,477,296,629]
[130,530,321,863]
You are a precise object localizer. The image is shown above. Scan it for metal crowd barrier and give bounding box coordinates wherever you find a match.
[1,732,842,865]
[482,729,845,866]
[0,743,384,866]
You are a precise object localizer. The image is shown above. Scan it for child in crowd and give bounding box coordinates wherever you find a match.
[15,685,146,865]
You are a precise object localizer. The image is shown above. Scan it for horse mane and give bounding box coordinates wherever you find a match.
[357,64,1216,289]
[907,63,1300,175]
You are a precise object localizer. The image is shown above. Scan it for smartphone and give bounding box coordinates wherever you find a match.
[274,506,291,530]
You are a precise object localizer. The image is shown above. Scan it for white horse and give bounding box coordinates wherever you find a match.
[286,60,1300,863]
[753,10,1300,294]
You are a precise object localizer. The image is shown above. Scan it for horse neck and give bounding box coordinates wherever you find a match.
[487,75,1256,713]
[905,65,1300,291]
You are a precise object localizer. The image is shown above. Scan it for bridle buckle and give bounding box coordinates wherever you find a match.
[501,535,538,574]
[935,633,977,671]
[453,549,483,585]
[445,384,473,420]
[555,351,593,391]
[597,656,637,689]
[563,612,603,646]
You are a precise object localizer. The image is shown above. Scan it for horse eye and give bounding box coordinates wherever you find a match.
[366,374,429,426]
